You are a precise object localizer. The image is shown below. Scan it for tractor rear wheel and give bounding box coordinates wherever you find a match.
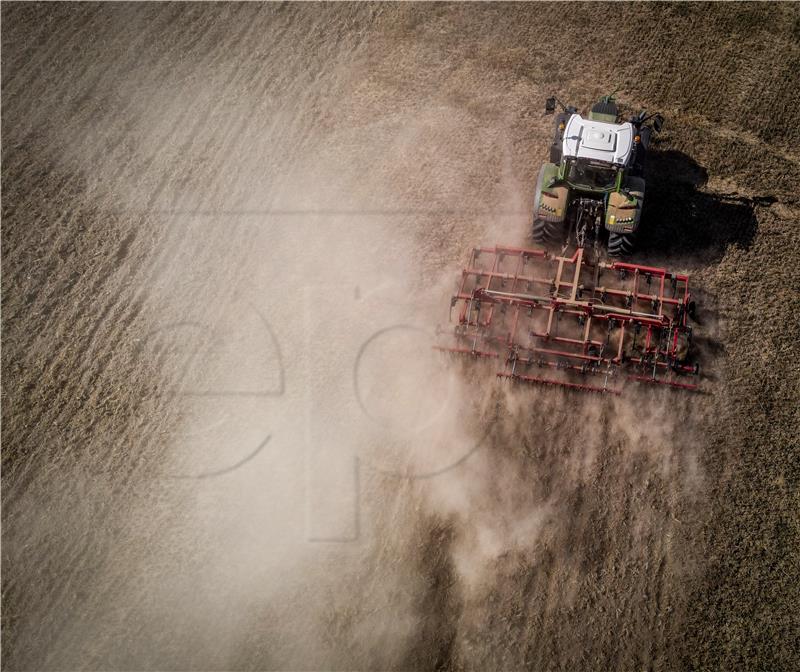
[608,231,635,257]
[532,218,561,245]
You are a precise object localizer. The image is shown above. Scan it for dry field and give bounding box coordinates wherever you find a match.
[2,3,799,670]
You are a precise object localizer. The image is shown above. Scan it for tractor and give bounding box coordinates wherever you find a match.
[435,94,701,394]
[531,94,664,257]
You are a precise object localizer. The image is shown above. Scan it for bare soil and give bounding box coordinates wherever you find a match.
[2,3,799,670]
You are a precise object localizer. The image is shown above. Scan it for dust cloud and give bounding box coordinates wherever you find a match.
[96,118,694,668]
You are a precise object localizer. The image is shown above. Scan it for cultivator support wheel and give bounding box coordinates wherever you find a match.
[437,244,700,395]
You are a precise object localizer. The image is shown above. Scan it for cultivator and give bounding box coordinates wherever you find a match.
[436,244,699,395]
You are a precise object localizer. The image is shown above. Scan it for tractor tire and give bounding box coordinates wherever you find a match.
[532,217,561,245]
[608,231,635,257]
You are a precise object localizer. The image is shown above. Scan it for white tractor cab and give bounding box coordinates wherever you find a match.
[532,94,664,256]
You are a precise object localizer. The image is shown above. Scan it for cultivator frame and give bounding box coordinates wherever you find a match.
[436,244,699,395]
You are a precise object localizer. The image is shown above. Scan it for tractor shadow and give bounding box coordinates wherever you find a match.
[632,146,769,384]
[636,147,766,264]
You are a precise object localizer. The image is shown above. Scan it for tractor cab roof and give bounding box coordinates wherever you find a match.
[561,114,634,167]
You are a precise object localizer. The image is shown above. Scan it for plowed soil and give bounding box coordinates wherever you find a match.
[3,3,799,670]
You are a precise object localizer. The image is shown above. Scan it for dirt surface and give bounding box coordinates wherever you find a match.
[3,3,799,670]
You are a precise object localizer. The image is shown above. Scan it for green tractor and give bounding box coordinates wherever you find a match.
[532,94,664,256]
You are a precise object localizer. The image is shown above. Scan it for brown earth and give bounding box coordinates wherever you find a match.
[2,3,799,671]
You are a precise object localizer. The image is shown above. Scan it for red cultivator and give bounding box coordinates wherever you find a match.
[436,245,699,395]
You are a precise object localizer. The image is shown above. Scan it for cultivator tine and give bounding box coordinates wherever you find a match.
[436,243,700,395]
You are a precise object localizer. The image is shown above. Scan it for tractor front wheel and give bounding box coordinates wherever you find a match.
[608,231,635,257]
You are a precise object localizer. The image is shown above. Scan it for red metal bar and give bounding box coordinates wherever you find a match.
[498,372,622,395]
[433,345,499,359]
[609,261,689,281]
[627,375,699,391]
